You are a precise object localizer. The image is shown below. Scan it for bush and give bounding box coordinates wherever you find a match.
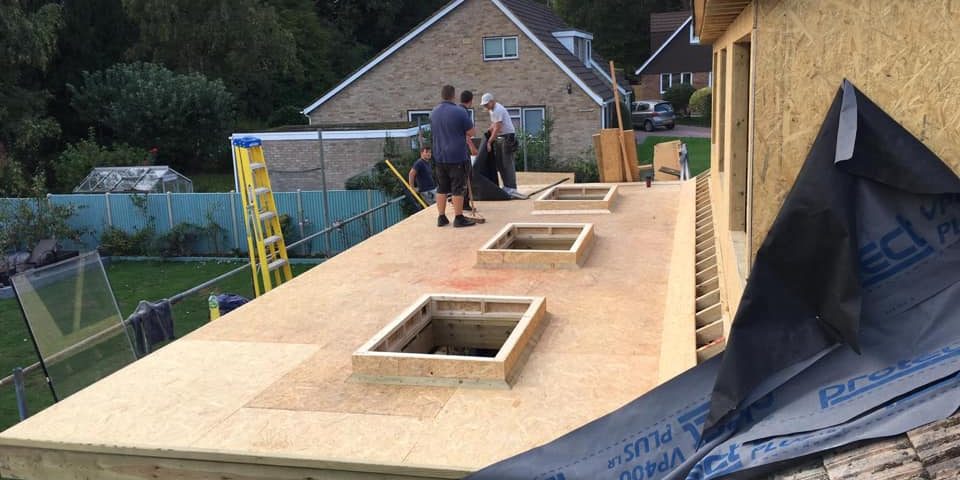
[70,62,236,172]
[0,174,86,253]
[662,83,697,115]
[54,130,146,192]
[155,223,203,257]
[99,225,156,256]
[689,87,712,120]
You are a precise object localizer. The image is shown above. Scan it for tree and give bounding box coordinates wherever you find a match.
[0,1,63,193]
[70,62,236,171]
[662,83,697,115]
[122,0,299,119]
[549,0,688,75]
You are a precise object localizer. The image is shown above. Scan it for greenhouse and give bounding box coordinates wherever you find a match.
[74,166,194,194]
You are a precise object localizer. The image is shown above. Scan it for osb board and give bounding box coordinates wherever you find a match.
[751,0,960,258]
[597,129,626,182]
[0,184,681,479]
[654,140,682,181]
[658,179,698,384]
[515,171,575,186]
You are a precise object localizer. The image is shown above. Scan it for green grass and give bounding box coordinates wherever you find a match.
[190,173,235,192]
[637,136,711,177]
[0,260,311,431]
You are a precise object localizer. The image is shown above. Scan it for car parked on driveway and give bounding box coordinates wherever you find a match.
[631,100,676,132]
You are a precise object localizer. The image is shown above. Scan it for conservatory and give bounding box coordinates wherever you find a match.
[74,166,194,194]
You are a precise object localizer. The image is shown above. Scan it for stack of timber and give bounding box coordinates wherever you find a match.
[593,129,640,182]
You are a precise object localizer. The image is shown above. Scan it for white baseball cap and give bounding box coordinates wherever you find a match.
[481,93,495,105]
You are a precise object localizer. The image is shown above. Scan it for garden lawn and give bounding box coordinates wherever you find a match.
[637,136,711,177]
[0,259,311,432]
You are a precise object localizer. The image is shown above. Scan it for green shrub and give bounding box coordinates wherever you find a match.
[689,87,712,119]
[54,130,146,192]
[0,174,86,253]
[155,223,202,257]
[662,84,697,115]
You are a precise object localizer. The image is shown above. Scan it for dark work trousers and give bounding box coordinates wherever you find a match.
[494,134,518,190]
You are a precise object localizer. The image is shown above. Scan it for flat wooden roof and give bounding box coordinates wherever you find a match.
[0,183,681,478]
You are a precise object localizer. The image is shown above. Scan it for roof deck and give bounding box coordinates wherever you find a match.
[0,182,682,479]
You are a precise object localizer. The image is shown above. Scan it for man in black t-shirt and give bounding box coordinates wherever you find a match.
[408,146,437,204]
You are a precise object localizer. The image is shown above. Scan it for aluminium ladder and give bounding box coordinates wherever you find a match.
[232,136,293,297]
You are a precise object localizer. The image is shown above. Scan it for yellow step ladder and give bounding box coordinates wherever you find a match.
[232,136,293,297]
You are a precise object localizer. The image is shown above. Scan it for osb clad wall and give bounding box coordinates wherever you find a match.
[307,0,601,161]
[751,0,960,256]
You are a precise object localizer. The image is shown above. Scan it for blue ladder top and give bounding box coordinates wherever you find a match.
[232,136,262,148]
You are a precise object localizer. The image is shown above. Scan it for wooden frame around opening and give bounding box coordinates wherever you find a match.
[476,223,595,268]
[352,294,546,388]
[532,184,618,215]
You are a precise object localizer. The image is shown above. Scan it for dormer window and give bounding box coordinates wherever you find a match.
[553,30,594,68]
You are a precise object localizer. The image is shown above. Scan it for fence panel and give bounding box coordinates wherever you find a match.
[1,190,405,256]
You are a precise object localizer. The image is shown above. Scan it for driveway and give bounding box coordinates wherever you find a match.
[635,125,710,142]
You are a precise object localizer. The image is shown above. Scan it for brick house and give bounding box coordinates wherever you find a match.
[301,0,631,165]
[634,12,712,101]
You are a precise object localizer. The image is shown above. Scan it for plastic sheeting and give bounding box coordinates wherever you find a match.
[466,80,960,479]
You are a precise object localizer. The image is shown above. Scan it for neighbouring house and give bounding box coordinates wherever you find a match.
[300,0,631,165]
[634,11,712,101]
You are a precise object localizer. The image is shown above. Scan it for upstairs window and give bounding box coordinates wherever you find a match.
[484,36,518,61]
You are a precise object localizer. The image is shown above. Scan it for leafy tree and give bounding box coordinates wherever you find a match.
[316,0,448,55]
[44,0,137,144]
[0,1,63,187]
[122,0,299,118]
[53,130,146,192]
[662,83,697,115]
[0,173,86,253]
[70,62,236,171]
[549,0,689,75]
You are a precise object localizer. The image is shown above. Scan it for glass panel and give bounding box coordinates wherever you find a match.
[655,103,674,113]
[409,111,430,125]
[484,38,503,59]
[503,37,518,57]
[661,73,670,91]
[682,73,692,84]
[11,251,137,400]
[523,109,544,136]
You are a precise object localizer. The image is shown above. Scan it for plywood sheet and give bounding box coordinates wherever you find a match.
[0,184,682,478]
[515,171,575,186]
[751,0,960,258]
[654,140,682,181]
[598,129,626,182]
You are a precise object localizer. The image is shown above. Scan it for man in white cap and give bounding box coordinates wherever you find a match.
[480,92,523,198]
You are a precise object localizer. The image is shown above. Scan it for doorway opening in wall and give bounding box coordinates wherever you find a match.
[728,35,752,278]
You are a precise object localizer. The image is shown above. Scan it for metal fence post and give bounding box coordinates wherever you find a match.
[165,192,175,229]
[12,367,28,421]
[104,192,113,227]
[317,130,333,258]
[296,189,307,256]
[366,190,375,237]
[229,191,240,251]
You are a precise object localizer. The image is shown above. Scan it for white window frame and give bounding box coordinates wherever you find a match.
[408,109,474,123]
[681,72,693,85]
[408,110,431,123]
[483,36,519,61]
[503,106,546,135]
[708,71,713,87]
[660,73,672,94]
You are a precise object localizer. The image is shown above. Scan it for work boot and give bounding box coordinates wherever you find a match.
[454,215,476,228]
[437,215,450,227]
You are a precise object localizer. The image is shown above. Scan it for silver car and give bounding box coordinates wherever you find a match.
[631,100,676,132]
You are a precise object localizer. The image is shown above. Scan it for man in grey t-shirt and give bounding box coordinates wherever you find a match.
[480,92,523,198]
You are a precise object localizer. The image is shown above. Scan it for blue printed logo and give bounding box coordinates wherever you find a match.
[859,215,933,287]
[818,343,960,409]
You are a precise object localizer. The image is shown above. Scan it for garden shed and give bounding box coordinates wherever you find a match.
[74,166,193,194]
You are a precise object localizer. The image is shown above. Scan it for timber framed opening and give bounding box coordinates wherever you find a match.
[532,184,618,214]
[477,223,595,268]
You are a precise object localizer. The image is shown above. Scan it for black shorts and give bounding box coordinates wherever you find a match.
[435,162,468,196]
